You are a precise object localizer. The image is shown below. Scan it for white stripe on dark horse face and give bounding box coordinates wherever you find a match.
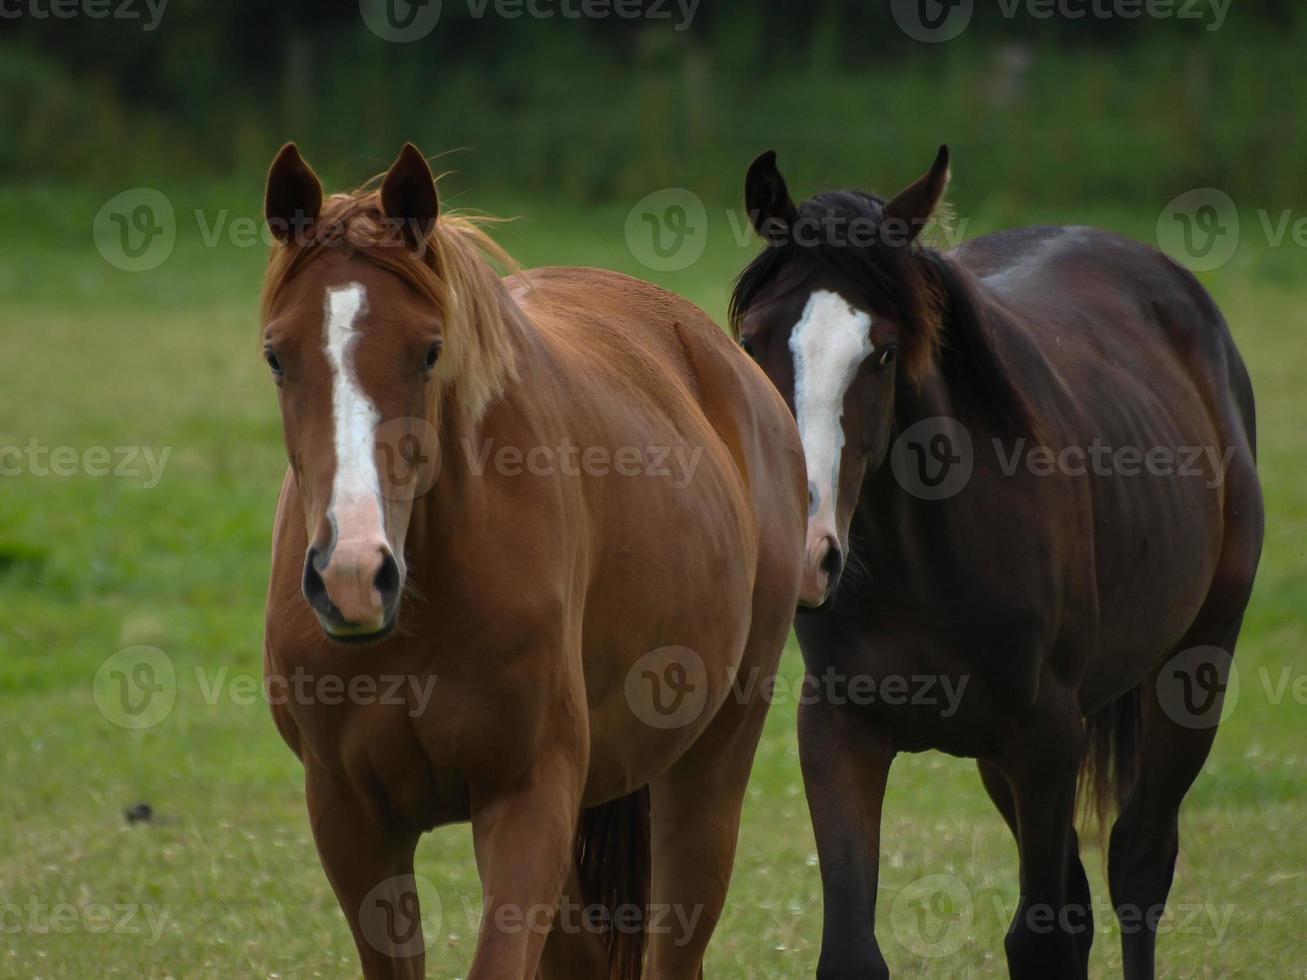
[788,289,875,529]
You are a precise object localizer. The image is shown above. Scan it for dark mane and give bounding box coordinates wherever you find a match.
[729,190,1036,437]
[920,250,1040,438]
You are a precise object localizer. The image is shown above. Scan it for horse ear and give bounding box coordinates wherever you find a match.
[265,142,323,245]
[380,142,439,246]
[884,144,950,243]
[745,150,797,244]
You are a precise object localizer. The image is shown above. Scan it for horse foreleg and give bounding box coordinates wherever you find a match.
[306,764,425,980]
[538,863,611,980]
[979,759,1093,978]
[994,694,1087,980]
[798,697,895,980]
[467,750,584,980]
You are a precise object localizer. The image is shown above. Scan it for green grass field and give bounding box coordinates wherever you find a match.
[1,183,1303,978]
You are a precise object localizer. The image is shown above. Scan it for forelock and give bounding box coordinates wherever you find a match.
[730,189,944,383]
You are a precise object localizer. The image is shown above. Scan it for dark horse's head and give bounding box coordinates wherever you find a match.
[731,146,960,608]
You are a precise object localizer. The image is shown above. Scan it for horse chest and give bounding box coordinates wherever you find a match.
[796,604,1052,758]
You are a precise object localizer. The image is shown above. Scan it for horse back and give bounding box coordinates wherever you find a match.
[513,266,806,530]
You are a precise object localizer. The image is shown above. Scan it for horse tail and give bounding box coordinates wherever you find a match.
[575,785,651,980]
[1079,684,1143,846]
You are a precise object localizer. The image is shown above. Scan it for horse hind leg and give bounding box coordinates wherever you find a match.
[1107,407,1262,980]
[1107,609,1249,980]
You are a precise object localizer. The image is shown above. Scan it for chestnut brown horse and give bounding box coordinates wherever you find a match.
[732,146,1263,979]
[260,142,806,979]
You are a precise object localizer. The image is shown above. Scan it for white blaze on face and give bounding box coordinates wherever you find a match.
[324,283,384,547]
[789,289,875,535]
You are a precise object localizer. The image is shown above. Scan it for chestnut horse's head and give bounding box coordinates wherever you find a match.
[730,147,952,608]
[260,142,517,642]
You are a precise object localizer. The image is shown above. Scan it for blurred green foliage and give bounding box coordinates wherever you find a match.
[0,3,1302,206]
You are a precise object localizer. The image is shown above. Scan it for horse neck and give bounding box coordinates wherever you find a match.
[404,294,537,568]
[852,289,1045,593]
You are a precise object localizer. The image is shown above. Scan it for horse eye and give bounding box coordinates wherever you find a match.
[424,342,442,371]
[876,346,898,370]
[265,350,284,377]
[740,336,758,361]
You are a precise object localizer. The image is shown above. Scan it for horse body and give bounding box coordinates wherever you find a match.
[262,146,804,979]
[811,224,1256,754]
[734,148,1262,979]
[960,225,1252,701]
[267,263,794,806]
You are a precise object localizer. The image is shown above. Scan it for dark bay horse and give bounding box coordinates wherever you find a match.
[731,146,1263,979]
[260,142,806,978]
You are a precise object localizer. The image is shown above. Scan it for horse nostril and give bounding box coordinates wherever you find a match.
[821,543,844,578]
[374,551,401,609]
[302,548,334,617]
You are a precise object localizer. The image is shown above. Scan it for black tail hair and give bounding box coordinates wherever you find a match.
[1079,685,1143,842]
[575,786,651,980]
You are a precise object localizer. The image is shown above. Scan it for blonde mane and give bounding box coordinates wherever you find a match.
[260,184,523,418]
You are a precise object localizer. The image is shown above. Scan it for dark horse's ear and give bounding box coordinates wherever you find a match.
[745,150,798,244]
[380,142,439,247]
[884,144,951,243]
[265,142,323,245]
